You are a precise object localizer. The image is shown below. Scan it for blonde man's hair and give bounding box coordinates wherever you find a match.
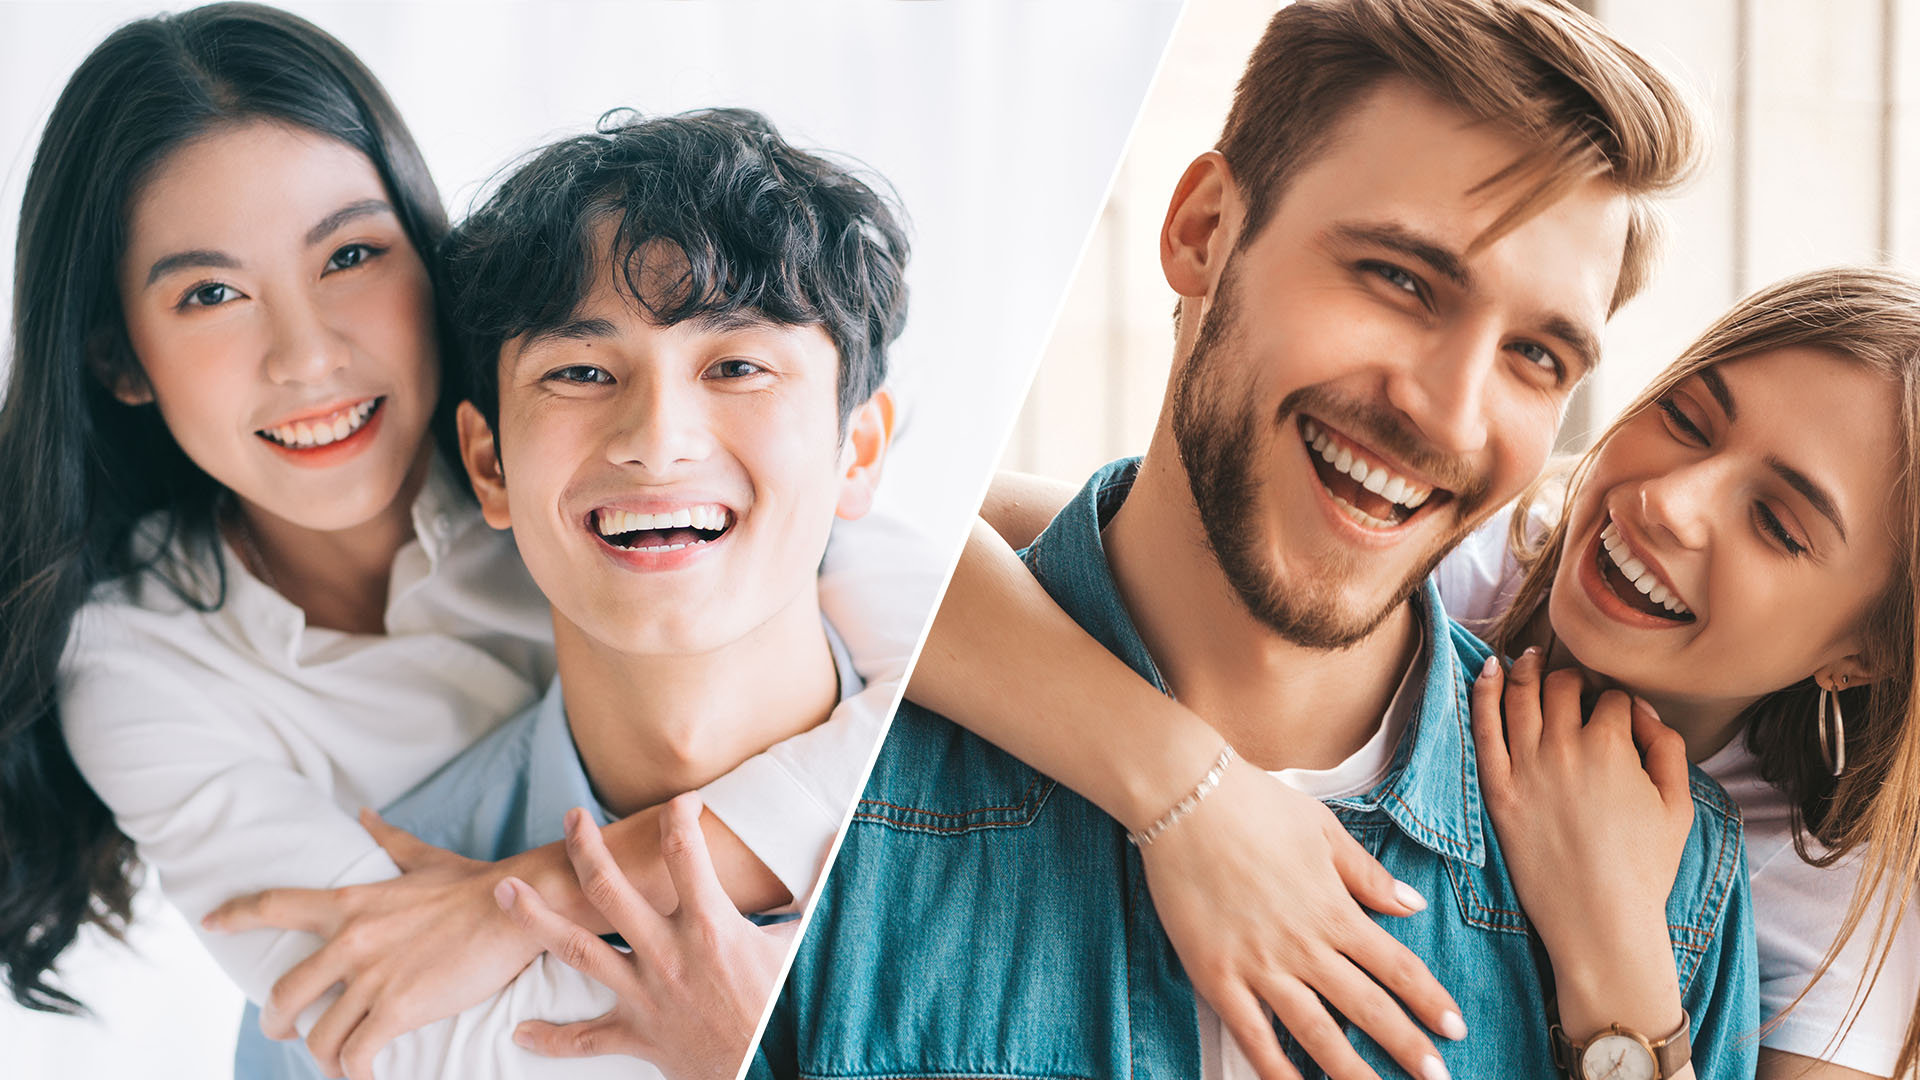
[1217,0,1702,312]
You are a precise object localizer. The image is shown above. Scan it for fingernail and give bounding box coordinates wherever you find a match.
[1393,879,1428,912]
[200,914,218,931]
[493,878,518,910]
[1633,697,1660,722]
[512,1027,534,1049]
[1439,1010,1468,1040]
[1478,655,1498,680]
[1423,1055,1453,1080]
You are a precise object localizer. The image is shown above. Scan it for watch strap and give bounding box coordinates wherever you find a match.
[1550,1009,1692,1079]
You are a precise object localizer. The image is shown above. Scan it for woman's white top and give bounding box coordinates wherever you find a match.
[1436,511,1920,1075]
[58,454,936,1077]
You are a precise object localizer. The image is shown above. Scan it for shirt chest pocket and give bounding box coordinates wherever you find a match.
[853,705,1058,834]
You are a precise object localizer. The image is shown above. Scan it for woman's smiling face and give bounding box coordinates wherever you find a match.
[1549,346,1901,712]
[116,121,439,533]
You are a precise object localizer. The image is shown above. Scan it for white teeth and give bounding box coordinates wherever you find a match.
[259,399,379,449]
[1331,496,1398,530]
[1300,421,1435,513]
[595,504,733,540]
[1600,520,1692,615]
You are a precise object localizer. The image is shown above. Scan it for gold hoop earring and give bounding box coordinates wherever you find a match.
[1818,676,1848,777]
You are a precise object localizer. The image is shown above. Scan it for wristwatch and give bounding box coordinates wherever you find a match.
[1550,1009,1691,1080]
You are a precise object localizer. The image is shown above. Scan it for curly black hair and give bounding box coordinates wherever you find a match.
[443,107,911,437]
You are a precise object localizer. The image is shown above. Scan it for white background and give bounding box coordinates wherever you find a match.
[0,1,1182,1076]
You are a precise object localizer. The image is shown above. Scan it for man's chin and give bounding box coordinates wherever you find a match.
[1228,542,1447,650]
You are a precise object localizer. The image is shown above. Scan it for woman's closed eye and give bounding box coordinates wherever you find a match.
[1755,502,1808,557]
[1656,395,1707,444]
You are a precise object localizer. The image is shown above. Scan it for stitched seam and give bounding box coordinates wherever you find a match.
[1445,858,1529,933]
[1676,795,1742,989]
[799,1073,1094,1079]
[856,774,1051,820]
[1381,790,1471,858]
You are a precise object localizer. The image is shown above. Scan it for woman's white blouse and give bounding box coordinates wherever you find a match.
[1436,512,1920,1076]
[58,455,933,1076]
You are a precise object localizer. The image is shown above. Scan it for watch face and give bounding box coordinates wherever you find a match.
[1582,1033,1658,1080]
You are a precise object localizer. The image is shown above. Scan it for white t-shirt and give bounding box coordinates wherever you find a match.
[1432,510,1920,1075]
[58,452,936,1077]
[1196,634,1428,1080]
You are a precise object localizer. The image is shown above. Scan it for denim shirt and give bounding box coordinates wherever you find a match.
[756,459,1757,1080]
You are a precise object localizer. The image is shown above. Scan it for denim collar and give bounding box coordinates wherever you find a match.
[1025,457,1486,869]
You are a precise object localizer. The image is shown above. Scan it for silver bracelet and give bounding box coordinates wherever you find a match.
[1127,745,1236,847]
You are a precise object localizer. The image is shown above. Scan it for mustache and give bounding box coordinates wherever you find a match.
[1277,386,1491,511]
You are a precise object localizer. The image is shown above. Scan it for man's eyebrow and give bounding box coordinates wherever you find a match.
[515,317,621,361]
[687,308,784,334]
[305,199,394,247]
[1770,456,1847,543]
[1540,313,1602,378]
[1698,366,1737,421]
[1330,222,1471,290]
[145,249,239,287]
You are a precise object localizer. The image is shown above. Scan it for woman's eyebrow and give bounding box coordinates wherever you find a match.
[1771,456,1847,542]
[1698,366,1737,420]
[145,248,239,286]
[304,198,392,247]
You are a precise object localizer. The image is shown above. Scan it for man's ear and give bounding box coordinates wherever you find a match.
[456,401,512,530]
[834,388,893,521]
[1160,151,1239,300]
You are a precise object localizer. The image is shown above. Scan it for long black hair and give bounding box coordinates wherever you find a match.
[0,3,448,1012]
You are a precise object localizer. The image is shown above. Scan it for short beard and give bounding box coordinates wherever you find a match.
[1168,259,1488,650]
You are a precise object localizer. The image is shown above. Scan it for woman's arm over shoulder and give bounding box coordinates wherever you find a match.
[909,519,1223,831]
[979,470,1077,551]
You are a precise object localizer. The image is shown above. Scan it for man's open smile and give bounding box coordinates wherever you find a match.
[1298,415,1451,534]
[587,501,738,568]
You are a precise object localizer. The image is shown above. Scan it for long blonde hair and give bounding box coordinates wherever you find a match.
[1490,266,1920,1070]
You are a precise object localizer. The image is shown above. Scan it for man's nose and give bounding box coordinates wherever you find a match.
[607,375,714,470]
[1382,320,1495,458]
